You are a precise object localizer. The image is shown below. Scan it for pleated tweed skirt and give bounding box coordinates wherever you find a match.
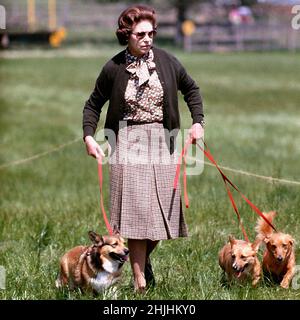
[109,122,188,241]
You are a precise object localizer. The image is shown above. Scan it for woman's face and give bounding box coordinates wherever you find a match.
[128,20,155,57]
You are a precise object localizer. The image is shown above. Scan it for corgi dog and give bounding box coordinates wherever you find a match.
[255,211,295,289]
[55,231,129,293]
[219,235,262,287]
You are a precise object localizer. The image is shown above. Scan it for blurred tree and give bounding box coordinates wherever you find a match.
[94,0,203,45]
[240,0,258,6]
[94,0,118,2]
[164,0,258,45]
[95,0,151,3]
[93,0,258,46]
[169,0,207,45]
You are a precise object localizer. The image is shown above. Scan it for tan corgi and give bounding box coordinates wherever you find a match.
[255,211,295,288]
[219,235,262,287]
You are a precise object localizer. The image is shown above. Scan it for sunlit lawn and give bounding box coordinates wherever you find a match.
[0,48,300,300]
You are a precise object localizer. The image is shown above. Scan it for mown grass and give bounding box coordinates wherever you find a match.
[0,49,300,300]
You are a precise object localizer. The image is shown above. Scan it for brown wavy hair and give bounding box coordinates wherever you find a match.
[116,5,157,45]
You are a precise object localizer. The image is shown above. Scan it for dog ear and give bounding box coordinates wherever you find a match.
[88,231,103,245]
[252,237,262,253]
[229,235,236,247]
[113,225,120,236]
[264,236,270,244]
[288,236,295,246]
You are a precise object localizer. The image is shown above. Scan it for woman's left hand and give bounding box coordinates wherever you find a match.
[187,123,204,144]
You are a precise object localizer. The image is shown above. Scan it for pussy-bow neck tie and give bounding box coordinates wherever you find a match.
[126,52,156,86]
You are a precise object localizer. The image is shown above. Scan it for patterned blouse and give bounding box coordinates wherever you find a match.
[122,49,164,123]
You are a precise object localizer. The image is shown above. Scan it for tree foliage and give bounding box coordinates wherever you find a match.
[240,0,258,7]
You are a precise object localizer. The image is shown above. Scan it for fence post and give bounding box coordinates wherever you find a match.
[235,25,243,51]
[288,28,297,52]
[27,0,36,32]
[182,20,196,52]
[48,0,57,31]
[183,34,192,52]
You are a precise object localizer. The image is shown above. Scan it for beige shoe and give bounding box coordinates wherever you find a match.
[133,273,146,294]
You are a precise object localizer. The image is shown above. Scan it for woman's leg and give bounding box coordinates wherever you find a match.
[145,240,159,286]
[146,240,159,257]
[128,239,160,291]
[128,239,147,292]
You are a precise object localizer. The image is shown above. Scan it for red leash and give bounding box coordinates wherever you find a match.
[98,138,277,238]
[97,156,113,236]
[174,139,277,241]
[173,140,191,208]
[196,140,277,233]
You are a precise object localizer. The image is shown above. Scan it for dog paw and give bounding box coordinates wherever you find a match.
[55,278,62,288]
[280,281,289,289]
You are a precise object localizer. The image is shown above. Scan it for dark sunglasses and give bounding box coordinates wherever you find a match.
[131,30,157,40]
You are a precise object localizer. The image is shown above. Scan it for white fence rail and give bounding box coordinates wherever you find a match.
[184,23,300,52]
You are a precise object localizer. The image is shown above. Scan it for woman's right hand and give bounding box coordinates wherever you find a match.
[84,135,105,159]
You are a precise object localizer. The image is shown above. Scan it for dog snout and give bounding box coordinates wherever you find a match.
[232,263,239,271]
[124,248,129,256]
[232,262,245,272]
[277,255,283,262]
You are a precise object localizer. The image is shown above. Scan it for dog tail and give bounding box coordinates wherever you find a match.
[255,211,276,238]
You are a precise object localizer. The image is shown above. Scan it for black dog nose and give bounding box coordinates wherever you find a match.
[277,256,283,262]
[124,249,129,255]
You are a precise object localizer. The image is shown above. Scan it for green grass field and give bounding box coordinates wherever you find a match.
[0,48,300,300]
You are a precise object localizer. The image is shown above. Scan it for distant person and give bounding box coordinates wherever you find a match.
[229,7,242,25]
[238,6,254,24]
[229,5,254,25]
[82,5,204,293]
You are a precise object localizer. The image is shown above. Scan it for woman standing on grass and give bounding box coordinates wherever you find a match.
[82,5,204,293]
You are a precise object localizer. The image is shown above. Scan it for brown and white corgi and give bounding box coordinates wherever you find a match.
[55,231,129,293]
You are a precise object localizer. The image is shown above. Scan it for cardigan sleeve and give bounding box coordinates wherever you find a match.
[82,65,112,139]
[174,57,204,126]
